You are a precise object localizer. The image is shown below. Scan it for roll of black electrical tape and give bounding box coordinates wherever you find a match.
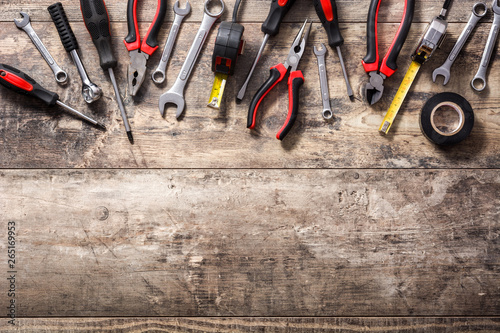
[420,92,474,145]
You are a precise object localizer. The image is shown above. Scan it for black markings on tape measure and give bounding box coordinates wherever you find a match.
[420,92,474,145]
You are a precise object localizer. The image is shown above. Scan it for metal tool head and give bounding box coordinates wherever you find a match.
[174,0,191,15]
[128,50,148,96]
[492,0,500,13]
[14,12,30,28]
[473,2,488,17]
[313,43,327,57]
[82,83,102,104]
[204,0,225,17]
[365,71,385,105]
[284,19,312,72]
[159,91,185,119]
[432,66,451,85]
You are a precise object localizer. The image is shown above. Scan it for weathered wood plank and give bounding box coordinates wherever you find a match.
[1,317,500,332]
[0,169,498,316]
[0,21,499,168]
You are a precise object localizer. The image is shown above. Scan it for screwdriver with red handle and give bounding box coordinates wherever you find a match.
[0,63,106,129]
[80,0,134,144]
[314,0,354,101]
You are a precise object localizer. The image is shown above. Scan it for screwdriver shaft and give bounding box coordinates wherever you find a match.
[108,67,134,144]
[336,46,354,101]
[55,100,106,129]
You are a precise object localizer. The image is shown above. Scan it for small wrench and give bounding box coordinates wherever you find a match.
[152,0,191,84]
[471,0,500,91]
[314,44,333,120]
[159,0,224,118]
[433,2,486,85]
[14,12,68,85]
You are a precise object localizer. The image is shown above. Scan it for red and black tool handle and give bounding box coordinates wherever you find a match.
[313,0,344,48]
[247,63,304,140]
[48,2,79,53]
[262,0,297,37]
[0,64,59,106]
[362,0,415,77]
[80,0,117,70]
[124,0,167,55]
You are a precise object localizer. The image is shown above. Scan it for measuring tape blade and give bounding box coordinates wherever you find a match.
[207,73,229,109]
[379,60,422,134]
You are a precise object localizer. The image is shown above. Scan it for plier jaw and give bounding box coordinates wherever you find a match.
[284,19,311,72]
[127,50,149,97]
[365,71,385,105]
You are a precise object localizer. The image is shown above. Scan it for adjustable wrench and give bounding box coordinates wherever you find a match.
[14,12,68,85]
[433,2,486,85]
[471,0,500,91]
[159,0,224,118]
[313,44,333,120]
[152,0,191,84]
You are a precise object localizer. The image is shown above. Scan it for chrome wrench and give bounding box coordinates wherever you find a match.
[313,44,333,120]
[159,0,224,118]
[433,2,486,85]
[14,12,68,85]
[152,0,191,84]
[471,0,500,91]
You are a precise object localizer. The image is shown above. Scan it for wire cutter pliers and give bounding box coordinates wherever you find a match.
[362,0,415,105]
[124,0,167,96]
[247,19,311,141]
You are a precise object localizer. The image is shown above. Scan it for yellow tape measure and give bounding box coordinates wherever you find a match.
[379,60,422,134]
[207,73,228,109]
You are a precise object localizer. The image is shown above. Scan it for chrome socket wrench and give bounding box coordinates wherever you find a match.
[314,44,333,120]
[14,12,68,85]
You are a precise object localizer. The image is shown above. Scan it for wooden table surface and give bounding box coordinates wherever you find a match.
[0,0,499,331]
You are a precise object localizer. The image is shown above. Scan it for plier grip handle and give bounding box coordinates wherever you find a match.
[247,63,304,141]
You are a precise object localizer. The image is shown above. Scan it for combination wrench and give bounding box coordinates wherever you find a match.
[313,44,333,120]
[433,2,486,85]
[14,12,68,85]
[159,0,224,118]
[471,0,500,91]
[152,0,191,84]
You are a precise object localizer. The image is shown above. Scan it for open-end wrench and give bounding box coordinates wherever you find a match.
[313,44,333,120]
[433,2,486,85]
[152,1,191,84]
[471,0,500,91]
[159,0,224,118]
[14,12,68,85]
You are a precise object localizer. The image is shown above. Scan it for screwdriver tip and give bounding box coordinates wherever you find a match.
[127,131,134,145]
[349,94,355,102]
[97,123,107,131]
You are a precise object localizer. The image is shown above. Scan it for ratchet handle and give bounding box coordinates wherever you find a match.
[48,2,79,52]
[0,64,58,106]
[313,0,344,48]
[262,0,297,36]
[247,63,287,129]
[80,0,117,70]
[141,0,167,55]
[277,70,303,140]
[362,0,381,72]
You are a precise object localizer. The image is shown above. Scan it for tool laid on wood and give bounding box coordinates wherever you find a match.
[207,0,245,109]
[379,0,450,134]
[471,0,500,91]
[80,0,134,144]
[159,0,225,119]
[236,0,296,102]
[433,2,486,85]
[152,0,191,85]
[314,0,353,101]
[14,12,68,85]
[0,64,106,129]
[362,0,415,105]
[125,0,167,96]
[48,2,102,104]
[314,44,333,120]
[247,19,311,141]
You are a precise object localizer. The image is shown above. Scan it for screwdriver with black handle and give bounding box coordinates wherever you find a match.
[314,0,354,101]
[236,0,297,102]
[80,0,134,144]
[0,63,106,129]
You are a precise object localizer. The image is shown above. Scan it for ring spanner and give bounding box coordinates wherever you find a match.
[314,44,333,120]
[433,2,486,85]
[14,12,68,85]
[159,0,224,118]
[153,1,191,85]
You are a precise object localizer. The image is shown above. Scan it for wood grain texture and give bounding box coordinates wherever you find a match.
[0,169,498,317]
[1,317,500,332]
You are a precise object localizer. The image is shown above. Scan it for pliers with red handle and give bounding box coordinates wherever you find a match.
[124,0,167,96]
[248,19,311,141]
[362,0,415,105]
